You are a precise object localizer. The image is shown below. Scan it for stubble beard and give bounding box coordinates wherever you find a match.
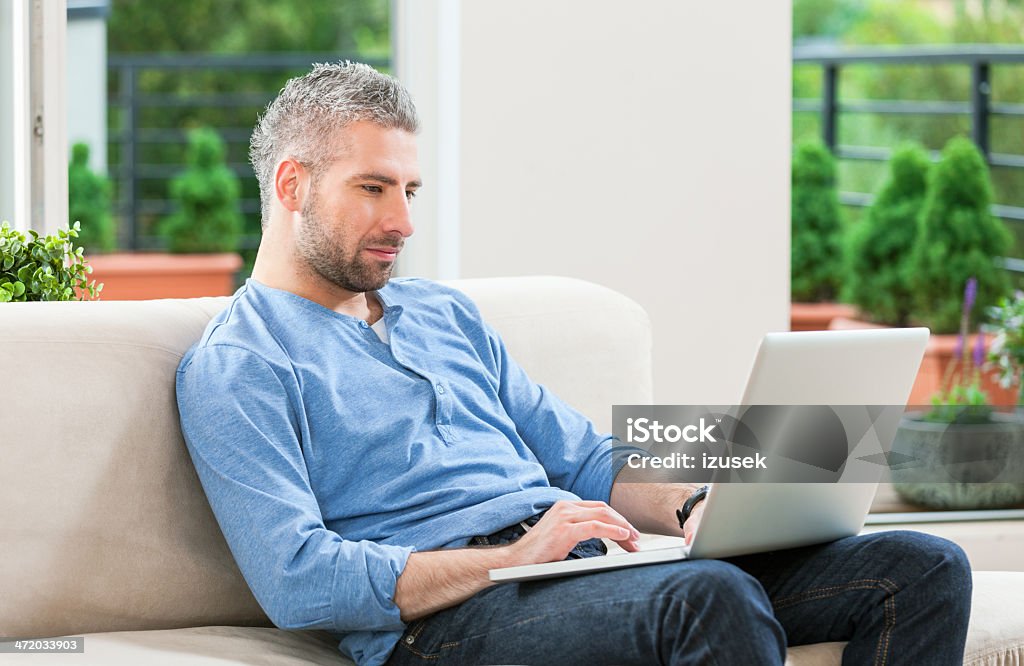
[295,194,401,294]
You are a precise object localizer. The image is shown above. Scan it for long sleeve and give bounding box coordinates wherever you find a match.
[175,343,413,633]
[481,322,632,504]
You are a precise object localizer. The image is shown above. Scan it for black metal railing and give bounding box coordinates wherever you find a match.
[107,53,389,252]
[793,44,1024,272]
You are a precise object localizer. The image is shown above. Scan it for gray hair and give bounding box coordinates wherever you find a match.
[249,61,419,225]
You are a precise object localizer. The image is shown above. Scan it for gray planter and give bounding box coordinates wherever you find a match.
[891,411,1024,510]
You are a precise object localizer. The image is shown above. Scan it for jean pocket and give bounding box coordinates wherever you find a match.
[395,614,460,661]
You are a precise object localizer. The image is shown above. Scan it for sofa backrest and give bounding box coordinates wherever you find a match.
[0,276,651,638]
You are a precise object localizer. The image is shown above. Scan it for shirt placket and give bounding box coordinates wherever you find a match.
[382,305,457,444]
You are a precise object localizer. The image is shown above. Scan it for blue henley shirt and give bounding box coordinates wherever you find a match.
[175,277,626,666]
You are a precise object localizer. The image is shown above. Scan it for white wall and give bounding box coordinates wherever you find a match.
[66,16,106,169]
[396,1,792,404]
[392,0,461,279]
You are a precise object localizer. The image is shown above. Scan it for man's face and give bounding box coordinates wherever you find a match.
[294,121,420,294]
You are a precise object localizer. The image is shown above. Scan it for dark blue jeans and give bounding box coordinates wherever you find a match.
[385,530,971,665]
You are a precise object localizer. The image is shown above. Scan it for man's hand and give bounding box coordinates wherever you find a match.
[508,500,641,566]
[393,500,639,621]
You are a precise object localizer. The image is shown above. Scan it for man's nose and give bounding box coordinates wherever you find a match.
[383,191,415,238]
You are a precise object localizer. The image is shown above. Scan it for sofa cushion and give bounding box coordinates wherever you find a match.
[1,572,1020,665]
[0,277,652,639]
[965,571,1024,666]
[0,297,267,640]
[785,642,844,665]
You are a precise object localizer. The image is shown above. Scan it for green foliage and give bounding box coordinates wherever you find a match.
[924,381,993,424]
[0,221,101,302]
[793,0,1024,207]
[792,141,844,302]
[844,143,931,326]
[911,137,1012,333]
[986,291,1024,401]
[843,0,947,45]
[108,0,389,56]
[106,0,391,276]
[159,128,243,253]
[792,0,866,40]
[68,143,115,253]
[846,3,964,152]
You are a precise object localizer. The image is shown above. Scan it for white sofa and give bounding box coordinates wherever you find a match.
[1,276,1023,665]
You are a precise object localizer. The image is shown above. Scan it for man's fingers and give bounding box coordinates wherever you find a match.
[535,501,643,558]
[572,520,632,542]
[616,535,641,552]
[684,504,704,545]
[562,504,640,539]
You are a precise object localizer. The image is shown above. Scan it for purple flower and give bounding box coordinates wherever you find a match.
[956,277,978,364]
[963,277,978,316]
[973,333,986,368]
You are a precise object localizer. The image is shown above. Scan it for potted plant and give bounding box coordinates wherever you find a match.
[790,140,856,330]
[908,135,1015,404]
[891,278,1024,510]
[68,142,116,254]
[987,291,1024,406]
[158,127,243,254]
[86,127,243,300]
[843,142,930,328]
[0,221,101,302]
[911,136,1011,333]
[837,136,1017,405]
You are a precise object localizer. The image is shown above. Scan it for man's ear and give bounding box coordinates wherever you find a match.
[274,158,306,214]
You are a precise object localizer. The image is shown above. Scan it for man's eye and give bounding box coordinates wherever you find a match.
[362,185,383,194]
[406,190,417,201]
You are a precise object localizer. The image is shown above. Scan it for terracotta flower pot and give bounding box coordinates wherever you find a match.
[913,333,1019,406]
[790,302,858,332]
[83,252,243,300]
[829,318,1020,407]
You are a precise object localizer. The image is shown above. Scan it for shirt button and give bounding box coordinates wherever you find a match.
[360,321,369,328]
[436,385,446,394]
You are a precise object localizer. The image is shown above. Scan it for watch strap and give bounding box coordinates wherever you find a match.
[676,485,710,529]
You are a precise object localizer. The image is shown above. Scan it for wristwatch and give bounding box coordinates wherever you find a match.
[676,485,710,530]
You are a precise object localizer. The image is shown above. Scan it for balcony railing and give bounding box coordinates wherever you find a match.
[793,44,1024,273]
[107,52,389,252]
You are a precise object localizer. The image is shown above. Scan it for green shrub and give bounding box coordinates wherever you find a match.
[0,221,101,302]
[159,127,243,253]
[68,142,115,253]
[911,136,1011,333]
[792,140,845,302]
[844,143,931,326]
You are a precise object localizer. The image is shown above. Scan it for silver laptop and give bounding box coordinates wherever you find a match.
[489,327,929,583]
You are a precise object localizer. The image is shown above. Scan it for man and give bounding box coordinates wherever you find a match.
[176,62,972,666]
